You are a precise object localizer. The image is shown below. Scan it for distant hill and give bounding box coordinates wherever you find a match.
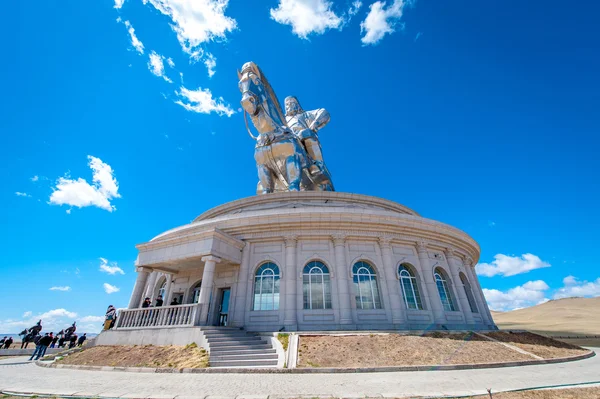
[492,297,600,336]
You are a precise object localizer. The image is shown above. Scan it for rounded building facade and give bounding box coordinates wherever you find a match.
[126,192,496,331]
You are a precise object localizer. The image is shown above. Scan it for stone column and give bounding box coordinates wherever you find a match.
[144,271,159,303]
[445,248,475,325]
[231,242,250,327]
[164,273,173,304]
[416,242,445,325]
[333,234,353,325]
[198,256,221,325]
[283,235,298,330]
[128,267,150,309]
[379,237,407,326]
[464,257,494,327]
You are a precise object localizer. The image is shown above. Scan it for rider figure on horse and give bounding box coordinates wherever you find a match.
[284,96,334,191]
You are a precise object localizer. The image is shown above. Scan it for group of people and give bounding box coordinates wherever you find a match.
[141,295,179,308]
[0,320,88,360]
[0,336,14,349]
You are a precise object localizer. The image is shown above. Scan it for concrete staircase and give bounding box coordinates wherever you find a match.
[203,327,279,368]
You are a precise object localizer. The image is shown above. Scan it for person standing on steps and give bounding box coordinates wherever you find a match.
[3,337,13,349]
[77,333,87,346]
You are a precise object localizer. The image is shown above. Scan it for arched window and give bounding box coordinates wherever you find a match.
[352,261,382,310]
[460,272,479,313]
[398,264,423,310]
[253,262,280,311]
[158,280,166,299]
[303,261,332,310]
[192,281,202,304]
[434,267,457,312]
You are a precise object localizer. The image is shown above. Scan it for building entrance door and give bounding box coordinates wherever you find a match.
[218,288,231,326]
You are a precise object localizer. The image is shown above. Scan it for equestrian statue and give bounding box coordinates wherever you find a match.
[238,62,334,194]
[19,320,42,349]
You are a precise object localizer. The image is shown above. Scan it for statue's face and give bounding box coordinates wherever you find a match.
[285,97,301,116]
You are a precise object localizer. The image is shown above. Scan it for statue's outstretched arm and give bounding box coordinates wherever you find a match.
[307,108,330,132]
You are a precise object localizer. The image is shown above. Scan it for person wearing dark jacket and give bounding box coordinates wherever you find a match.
[3,337,13,349]
[155,295,163,307]
[29,333,53,361]
[69,334,78,349]
[170,298,179,306]
[77,333,87,346]
[50,335,59,348]
[142,297,151,308]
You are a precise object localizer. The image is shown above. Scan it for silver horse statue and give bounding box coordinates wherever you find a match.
[238,62,333,194]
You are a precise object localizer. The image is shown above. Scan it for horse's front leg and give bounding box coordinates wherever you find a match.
[257,164,274,194]
[285,154,302,191]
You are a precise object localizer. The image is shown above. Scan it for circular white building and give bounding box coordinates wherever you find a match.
[122,192,496,331]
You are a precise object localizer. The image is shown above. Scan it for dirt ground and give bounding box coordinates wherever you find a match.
[297,332,538,368]
[459,387,600,399]
[485,332,588,359]
[56,344,209,368]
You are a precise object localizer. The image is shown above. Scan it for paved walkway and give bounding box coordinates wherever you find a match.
[1,350,599,398]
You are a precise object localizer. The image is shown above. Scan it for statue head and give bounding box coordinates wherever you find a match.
[285,96,304,117]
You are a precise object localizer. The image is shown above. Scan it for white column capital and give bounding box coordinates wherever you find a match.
[444,247,459,260]
[135,266,152,273]
[416,241,429,254]
[463,256,474,267]
[378,236,393,248]
[332,233,346,246]
[201,255,222,263]
[284,235,298,247]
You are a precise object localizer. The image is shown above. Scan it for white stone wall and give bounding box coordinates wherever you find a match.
[131,193,496,332]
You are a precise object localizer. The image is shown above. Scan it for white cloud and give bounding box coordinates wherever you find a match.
[120,19,144,54]
[99,257,125,275]
[175,86,234,116]
[49,286,71,292]
[22,311,32,318]
[115,0,125,9]
[15,192,31,197]
[476,253,551,277]
[360,0,406,45]
[49,156,121,212]
[166,57,175,68]
[270,0,343,39]
[562,275,577,286]
[148,51,173,82]
[142,0,236,58]
[204,53,216,78]
[80,315,104,323]
[104,283,120,294]
[483,280,550,312]
[30,175,39,182]
[554,276,600,299]
[348,0,362,16]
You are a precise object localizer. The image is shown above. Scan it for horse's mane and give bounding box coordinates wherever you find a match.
[253,64,287,126]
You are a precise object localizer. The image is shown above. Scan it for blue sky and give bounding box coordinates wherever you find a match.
[1,0,599,333]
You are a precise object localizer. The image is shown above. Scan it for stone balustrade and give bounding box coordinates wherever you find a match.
[115,303,204,329]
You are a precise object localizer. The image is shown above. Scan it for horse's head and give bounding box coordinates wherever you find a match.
[238,61,287,133]
[238,62,264,116]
